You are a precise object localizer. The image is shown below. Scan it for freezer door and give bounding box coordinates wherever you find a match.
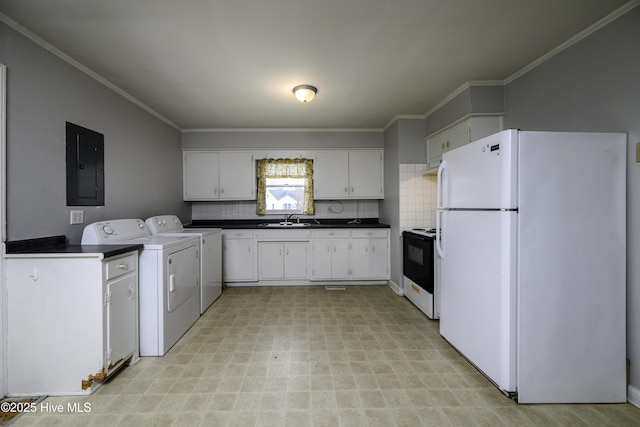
[516,131,627,403]
[439,129,517,210]
[439,210,517,393]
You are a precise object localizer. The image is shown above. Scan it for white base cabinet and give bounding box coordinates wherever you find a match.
[309,230,351,280]
[310,229,389,282]
[5,251,139,396]
[259,241,308,280]
[222,230,257,282]
[224,228,389,286]
[349,230,390,280]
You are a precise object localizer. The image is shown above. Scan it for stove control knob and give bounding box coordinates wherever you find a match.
[102,225,114,235]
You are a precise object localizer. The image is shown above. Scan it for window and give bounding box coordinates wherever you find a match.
[256,158,314,215]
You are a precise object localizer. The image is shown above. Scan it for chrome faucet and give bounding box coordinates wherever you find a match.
[285,213,297,223]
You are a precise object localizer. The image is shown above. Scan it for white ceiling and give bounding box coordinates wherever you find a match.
[0,0,632,130]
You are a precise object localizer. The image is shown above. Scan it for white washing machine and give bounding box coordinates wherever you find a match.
[145,215,222,314]
[82,219,200,356]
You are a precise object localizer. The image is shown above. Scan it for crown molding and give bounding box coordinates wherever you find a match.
[505,0,640,84]
[181,128,383,133]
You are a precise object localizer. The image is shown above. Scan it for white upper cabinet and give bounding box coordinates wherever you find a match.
[183,151,219,200]
[313,150,384,200]
[426,116,503,170]
[183,151,255,201]
[313,151,349,199]
[348,150,384,199]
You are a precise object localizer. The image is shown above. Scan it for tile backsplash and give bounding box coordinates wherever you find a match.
[191,199,379,221]
[400,164,437,229]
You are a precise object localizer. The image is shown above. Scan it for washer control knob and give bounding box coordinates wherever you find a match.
[102,225,114,235]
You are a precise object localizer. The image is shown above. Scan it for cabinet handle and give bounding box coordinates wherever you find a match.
[169,274,176,292]
[128,286,135,300]
[344,187,348,193]
[221,188,224,194]
[116,263,129,270]
[351,186,354,193]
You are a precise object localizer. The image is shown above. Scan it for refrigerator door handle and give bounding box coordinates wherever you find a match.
[436,160,447,209]
[436,210,445,258]
[436,160,447,258]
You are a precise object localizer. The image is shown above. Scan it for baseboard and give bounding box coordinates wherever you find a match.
[387,279,403,296]
[628,384,640,408]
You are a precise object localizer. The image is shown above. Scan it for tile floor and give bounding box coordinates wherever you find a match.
[13,286,640,426]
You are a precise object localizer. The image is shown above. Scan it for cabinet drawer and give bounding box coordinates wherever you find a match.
[312,229,350,239]
[256,229,310,240]
[351,229,389,238]
[223,230,255,239]
[105,254,136,281]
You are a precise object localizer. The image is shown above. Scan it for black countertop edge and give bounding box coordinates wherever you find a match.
[189,218,390,229]
[6,235,143,257]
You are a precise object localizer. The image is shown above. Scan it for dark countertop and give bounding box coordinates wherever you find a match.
[189,218,390,229]
[6,235,143,258]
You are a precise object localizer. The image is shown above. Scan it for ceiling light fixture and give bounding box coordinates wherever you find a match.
[293,85,317,103]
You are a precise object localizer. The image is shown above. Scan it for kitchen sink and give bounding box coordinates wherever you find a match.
[262,222,311,227]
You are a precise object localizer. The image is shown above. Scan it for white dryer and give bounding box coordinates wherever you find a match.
[145,215,222,314]
[82,219,200,356]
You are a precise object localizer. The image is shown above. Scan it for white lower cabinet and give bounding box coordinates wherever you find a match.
[349,230,390,280]
[259,241,308,280]
[224,228,390,285]
[5,250,139,396]
[310,229,389,282]
[310,230,351,280]
[222,230,257,282]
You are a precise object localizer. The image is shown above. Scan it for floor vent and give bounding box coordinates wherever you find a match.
[325,285,346,291]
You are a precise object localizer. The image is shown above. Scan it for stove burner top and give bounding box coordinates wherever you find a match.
[403,228,438,238]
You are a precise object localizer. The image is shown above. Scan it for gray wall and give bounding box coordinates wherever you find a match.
[0,22,189,244]
[380,121,400,287]
[182,130,383,150]
[424,85,505,136]
[504,5,640,400]
[380,118,425,288]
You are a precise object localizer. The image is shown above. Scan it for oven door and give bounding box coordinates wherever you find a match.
[402,232,435,294]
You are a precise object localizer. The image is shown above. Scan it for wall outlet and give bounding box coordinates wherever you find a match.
[70,210,84,225]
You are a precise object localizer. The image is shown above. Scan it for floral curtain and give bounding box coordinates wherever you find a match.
[256,158,314,215]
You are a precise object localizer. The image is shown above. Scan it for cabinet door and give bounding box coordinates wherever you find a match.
[284,242,308,279]
[348,151,384,198]
[310,239,333,280]
[259,242,284,279]
[349,239,370,279]
[201,234,222,313]
[313,151,349,199]
[369,238,389,279]
[224,237,257,282]
[219,152,255,200]
[331,239,351,280]
[183,151,219,200]
[107,274,137,370]
[446,122,471,152]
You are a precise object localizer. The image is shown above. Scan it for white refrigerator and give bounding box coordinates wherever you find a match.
[436,129,627,403]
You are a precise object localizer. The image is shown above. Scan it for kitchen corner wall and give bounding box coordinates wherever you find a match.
[191,199,379,221]
[399,164,437,229]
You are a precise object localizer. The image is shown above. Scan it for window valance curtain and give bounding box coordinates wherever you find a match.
[256,158,314,215]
